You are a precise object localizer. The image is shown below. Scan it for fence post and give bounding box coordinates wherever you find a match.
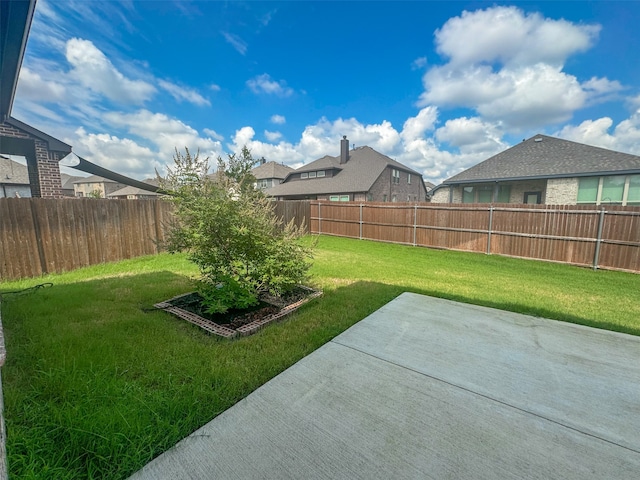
[413,205,417,246]
[487,206,494,254]
[359,204,363,240]
[317,203,321,234]
[593,207,606,270]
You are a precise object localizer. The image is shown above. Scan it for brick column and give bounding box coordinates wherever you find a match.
[0,121,63,198]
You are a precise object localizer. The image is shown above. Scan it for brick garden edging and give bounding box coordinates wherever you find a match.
[155,286,322,339]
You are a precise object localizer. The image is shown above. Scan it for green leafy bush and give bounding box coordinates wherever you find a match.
[160,147,312,313]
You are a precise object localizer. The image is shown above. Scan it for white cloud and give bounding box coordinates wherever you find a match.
[247,74,294,97]
[221,32,247,55]
[210,84,221,91]
[270,114,286,124]
[401,107,438,143]
[556,111,640,155]
[435,117,506,154]
[419,6,605,132]
[411,56,427,70]
[158,80,210,106]
[582,77,625,105]
[264,130,282,142]
[65,38,156,104]
[72,127,160,178]
[103,109,224,160]
[203,128,224,141]
[16,67,66,102]
[434,6,599,68]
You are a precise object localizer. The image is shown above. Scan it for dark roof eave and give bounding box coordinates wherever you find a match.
[6,116,72,153]
[0,0,36,121]
[443,169,640,185]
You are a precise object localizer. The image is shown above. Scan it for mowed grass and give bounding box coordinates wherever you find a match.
[1,235,639,479]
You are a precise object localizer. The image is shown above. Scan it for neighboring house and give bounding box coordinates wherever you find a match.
[0,155,31,197]
[60,173,83,197]
[431,134,640,206]
[252,160,294,190]
[107,179,162,199]
[266,137,428,202]
[73,175,127,198]
[424,181,436,199]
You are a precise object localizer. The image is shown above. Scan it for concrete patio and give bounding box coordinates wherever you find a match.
[130,292,640,479]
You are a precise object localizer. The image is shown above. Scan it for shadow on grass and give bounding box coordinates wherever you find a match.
[395,286,640,337]
[2,272,636,480]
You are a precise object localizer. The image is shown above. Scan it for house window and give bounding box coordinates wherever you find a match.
[601,175,625,204]
[329,195,339,201]
[577,177,599,203]
[407,173,411,184]
[300,173,308,179]
[366,193,373,201]
[383,194,388,202]
[340,195,350,201]
[392,169,400,184]
[578,175,639,205]
[462,186,475,203]
[497,185,511,203]
[309,171,317,178]
[317,170,325,178]
[256,179,269,189]
[477,186,493,203]
[628,175,640,205]
[391,194,397,202]
[463,184,510,203]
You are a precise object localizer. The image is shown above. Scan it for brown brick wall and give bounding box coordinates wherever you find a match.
[0,121,63,198]
[369,167,426,202]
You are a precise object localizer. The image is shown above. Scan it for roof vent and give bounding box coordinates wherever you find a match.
[534,137,543,142]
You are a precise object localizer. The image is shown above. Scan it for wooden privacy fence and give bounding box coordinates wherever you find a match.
[0,198,173,280]
[0,199,308,281]
[273,200,311,232]
[310,201,640,273]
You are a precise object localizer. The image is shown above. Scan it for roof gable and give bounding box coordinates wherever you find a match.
[251,161,294,180]
[267,145,423,197]
[445,134,640,184]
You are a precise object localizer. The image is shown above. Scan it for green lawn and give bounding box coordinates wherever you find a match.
[1,235,639,479]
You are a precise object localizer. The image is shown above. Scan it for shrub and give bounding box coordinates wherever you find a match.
[160,147,312,314]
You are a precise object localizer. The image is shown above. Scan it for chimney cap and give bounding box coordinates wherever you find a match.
[343,135,347,140]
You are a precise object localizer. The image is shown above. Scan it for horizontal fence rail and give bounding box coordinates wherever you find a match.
[310,201,640,273]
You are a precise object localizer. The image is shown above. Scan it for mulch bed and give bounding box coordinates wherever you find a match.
[155,286,322,338]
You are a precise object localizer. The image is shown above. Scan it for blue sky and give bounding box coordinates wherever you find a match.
[12,0,640,184]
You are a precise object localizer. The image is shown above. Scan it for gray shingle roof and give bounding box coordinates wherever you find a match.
[267,146,422,197]
[60,174,83,190]
[0,157,29,184]
[444,134,640,184]
[251,161,294,180]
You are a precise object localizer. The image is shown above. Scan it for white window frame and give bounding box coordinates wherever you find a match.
[392,169,400,184]
[317,170,325,178]
[309,171,317,178]
[300,172,308,179]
